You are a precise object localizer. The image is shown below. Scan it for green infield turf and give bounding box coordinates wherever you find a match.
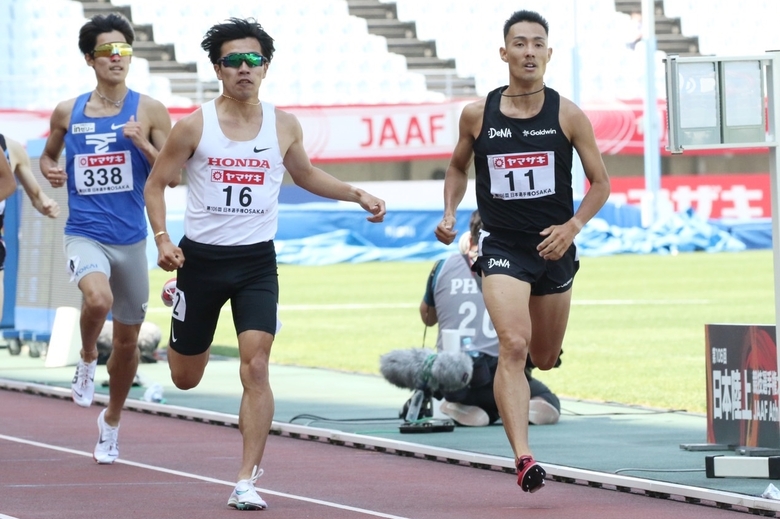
[146,249,774,413]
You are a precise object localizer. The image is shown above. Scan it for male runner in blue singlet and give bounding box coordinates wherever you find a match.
[40,12,172,465]
[435,10,610,493]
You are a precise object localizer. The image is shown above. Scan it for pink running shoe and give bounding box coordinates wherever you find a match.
[160,278,177,307]
[517,455,546,493]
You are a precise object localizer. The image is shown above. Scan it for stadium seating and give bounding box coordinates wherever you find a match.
[388,0,777,101]
[0,0,184,109]
[387,0,668,102]
[1,0,778,109]
[120,0,442,105]
[664,0,776,57]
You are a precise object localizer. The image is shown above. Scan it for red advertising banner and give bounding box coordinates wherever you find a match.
[0,99,769,162]
[291,103,460,162]
[705,324,779,448]
[608,173,770,220]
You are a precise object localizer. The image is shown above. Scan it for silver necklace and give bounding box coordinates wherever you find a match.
[94,88,128,108]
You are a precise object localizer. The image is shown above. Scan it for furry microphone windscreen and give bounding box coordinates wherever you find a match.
[379,348,473,393]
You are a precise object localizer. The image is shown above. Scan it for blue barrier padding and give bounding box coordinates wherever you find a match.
[272,206,749,264]
[143,191,767,267]
[711,219,772,250]
[5,306,56,341]
[2,190,21,328]
[577,208,748,256]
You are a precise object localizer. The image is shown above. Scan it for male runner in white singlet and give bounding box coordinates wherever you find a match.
[144,17,386,510]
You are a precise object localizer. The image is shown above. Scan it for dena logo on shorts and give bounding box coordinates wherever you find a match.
[487,258,510,269]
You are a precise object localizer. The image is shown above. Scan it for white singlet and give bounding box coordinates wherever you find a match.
[183,99,285,245]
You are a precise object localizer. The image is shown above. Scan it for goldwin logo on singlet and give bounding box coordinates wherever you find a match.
[522,128,557,137]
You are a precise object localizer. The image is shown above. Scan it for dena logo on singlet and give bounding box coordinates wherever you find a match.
[488,128,512,139]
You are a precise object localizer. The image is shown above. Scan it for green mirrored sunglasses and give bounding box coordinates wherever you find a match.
[218,52,267,68]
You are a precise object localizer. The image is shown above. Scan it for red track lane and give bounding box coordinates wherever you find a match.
[0,390,747,518]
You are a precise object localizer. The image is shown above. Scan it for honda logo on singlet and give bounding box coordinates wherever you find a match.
[207,157,270,168]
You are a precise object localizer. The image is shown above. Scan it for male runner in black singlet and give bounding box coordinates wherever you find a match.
[435,9,610,493]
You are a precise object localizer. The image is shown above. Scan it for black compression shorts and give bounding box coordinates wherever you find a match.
[472,230,579,296]
[168,237,279,356]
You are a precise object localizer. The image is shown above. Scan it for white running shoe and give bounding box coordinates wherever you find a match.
[228,466,267,510]
[529,398,561,425]
[440,401,490,427]
[71,359,97,407]
[93,409,119,464]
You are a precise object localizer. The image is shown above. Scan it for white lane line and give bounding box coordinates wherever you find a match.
[0,434,410,519]
[279,303,418,311]
[573,299,711,305]
[148,303,417,314]
[147,299,709,315]
[0,514,21,519]
[279,300,711,310]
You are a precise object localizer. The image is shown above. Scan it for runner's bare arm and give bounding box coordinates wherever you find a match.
[279,110,385,222]
[0,151,15,201]
[7,138,60,217]
[538,99,610,260]
[124,96,172,166]
[436,100,482,245]
[40,100,73,187]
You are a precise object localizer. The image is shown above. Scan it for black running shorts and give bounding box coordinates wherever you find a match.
[472,230,579,296]
[168,237,279,356]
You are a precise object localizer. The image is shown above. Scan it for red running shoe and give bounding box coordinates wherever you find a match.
[517,455,546,492]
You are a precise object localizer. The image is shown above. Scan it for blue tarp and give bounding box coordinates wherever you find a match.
[576,208,747,257]
[146,192,769,267]
[272,207,748,265]
[712,219,772,250]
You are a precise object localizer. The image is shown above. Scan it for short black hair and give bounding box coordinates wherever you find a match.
[201,17,275,65]
[79,12,135,55]
[503,10,549,40]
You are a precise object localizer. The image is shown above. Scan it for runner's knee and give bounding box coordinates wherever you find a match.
[169,358,206,390]
[240,354,270,389]
[529,350,560,370]
[498,333,531,363]
[82,290,112,317]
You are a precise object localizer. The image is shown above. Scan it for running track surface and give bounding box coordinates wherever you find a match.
[0,389,748,518]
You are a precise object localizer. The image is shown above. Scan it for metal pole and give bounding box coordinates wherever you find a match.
[766,53,780,359]
[663,55,683,154]
[571,0,585,198]
[642,0,662,226]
